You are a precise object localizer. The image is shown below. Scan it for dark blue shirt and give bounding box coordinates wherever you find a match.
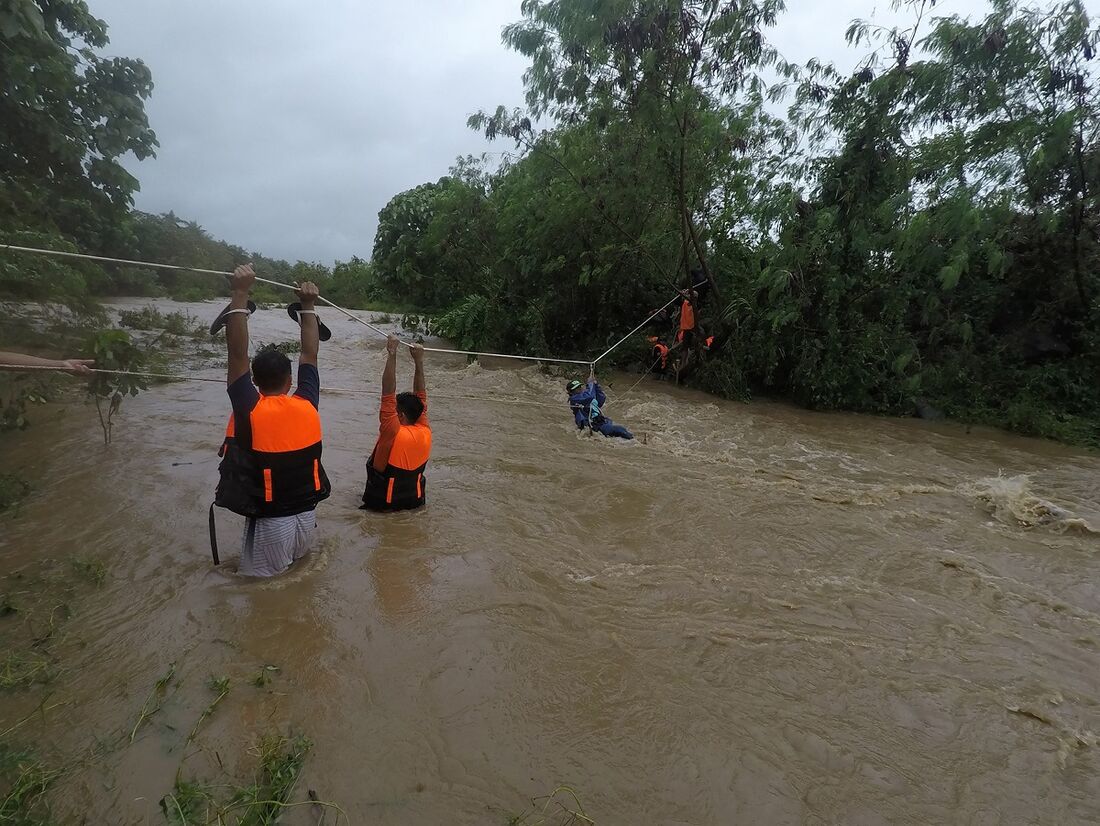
[567,380,607,429]
[228,363,320,427]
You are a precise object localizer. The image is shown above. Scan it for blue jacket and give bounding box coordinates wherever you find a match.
[568,380,607,429]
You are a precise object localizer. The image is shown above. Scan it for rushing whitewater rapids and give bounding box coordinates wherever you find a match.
[1,299,1098,824]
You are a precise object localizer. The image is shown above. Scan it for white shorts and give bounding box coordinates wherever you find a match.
[238,511,317,577]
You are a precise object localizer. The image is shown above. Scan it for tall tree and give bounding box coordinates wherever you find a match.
[0,0,158,299]
[480,0,790,301]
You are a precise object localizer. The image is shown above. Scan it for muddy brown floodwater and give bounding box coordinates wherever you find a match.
[1,299,1099,825]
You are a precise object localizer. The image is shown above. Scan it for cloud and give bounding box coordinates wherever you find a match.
[92,0,991,264]
[94,0,529,264]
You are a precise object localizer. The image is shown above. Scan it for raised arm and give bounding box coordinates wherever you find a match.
[382,334,398,396]
[0,352,94,375]
[296,281,319,368]
[226,264,254,385]
[411,343,425,394]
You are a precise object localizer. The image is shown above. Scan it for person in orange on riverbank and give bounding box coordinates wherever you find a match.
[677,289,698,350]
[647,336,670,374]
[361,334,432,512]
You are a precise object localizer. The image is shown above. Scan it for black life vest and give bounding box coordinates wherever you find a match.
[215,394,331,519]
[361,422,431,512]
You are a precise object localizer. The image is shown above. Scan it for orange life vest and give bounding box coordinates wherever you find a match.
[215,394,330,518]
[679,299,695,331]
[704,335,715,350]
[362,422,432,512]
[652,342,669,369]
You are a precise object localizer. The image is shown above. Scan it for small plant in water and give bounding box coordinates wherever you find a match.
[70,557,106,587]
[86,329,148,445]
[185,676,231,745]
[130,662,177,743]
[507,786,594,826]
[0,651,54,690]
[0,742,63,823]
[251,665,279,688]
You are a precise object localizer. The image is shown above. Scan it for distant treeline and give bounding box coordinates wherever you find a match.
[7,208,382,310]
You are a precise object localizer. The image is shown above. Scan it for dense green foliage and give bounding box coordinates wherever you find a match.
[361,0,1100,444]
[3,0,1097,444]
[1,0,155,306]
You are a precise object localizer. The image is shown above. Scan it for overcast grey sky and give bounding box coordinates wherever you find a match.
[93,0,990,265]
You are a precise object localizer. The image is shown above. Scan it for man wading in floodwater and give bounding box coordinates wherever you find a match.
[211,264,331,576]
[566,370,634,440]
[361,334,432,511]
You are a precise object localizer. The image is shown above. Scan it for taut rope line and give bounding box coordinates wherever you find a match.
[591,280,706,364]
[0,364,563,410]
[0,244,590,366]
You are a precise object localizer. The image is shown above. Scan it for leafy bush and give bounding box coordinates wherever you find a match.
[85,330,148,445]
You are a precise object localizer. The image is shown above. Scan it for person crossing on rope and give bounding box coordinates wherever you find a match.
[361,334,432,512]
[211,264,331,576]
[566,369,634,440]
[0,352,94,374]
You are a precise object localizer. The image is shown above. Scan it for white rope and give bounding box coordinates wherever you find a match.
[0,363,563,409]
[1,244,702,369]
[420,346,589,365]
[0,363,225,383]
[591,280,707,364]
[0,243,396,339]
[613,354,666,400]
[0,244,590,366]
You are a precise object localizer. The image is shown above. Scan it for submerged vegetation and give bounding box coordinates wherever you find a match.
[506,786,595,826]
[118,306,205,338]
[0,475,31,515]
[161,733,341,826]
[0,742,61,826]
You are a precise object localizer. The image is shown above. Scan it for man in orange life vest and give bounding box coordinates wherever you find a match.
[646,336,670,374]
[362,334,432,511]
[213,264,330,576]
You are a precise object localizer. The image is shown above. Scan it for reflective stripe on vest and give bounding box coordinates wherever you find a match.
[216,393,329,518]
